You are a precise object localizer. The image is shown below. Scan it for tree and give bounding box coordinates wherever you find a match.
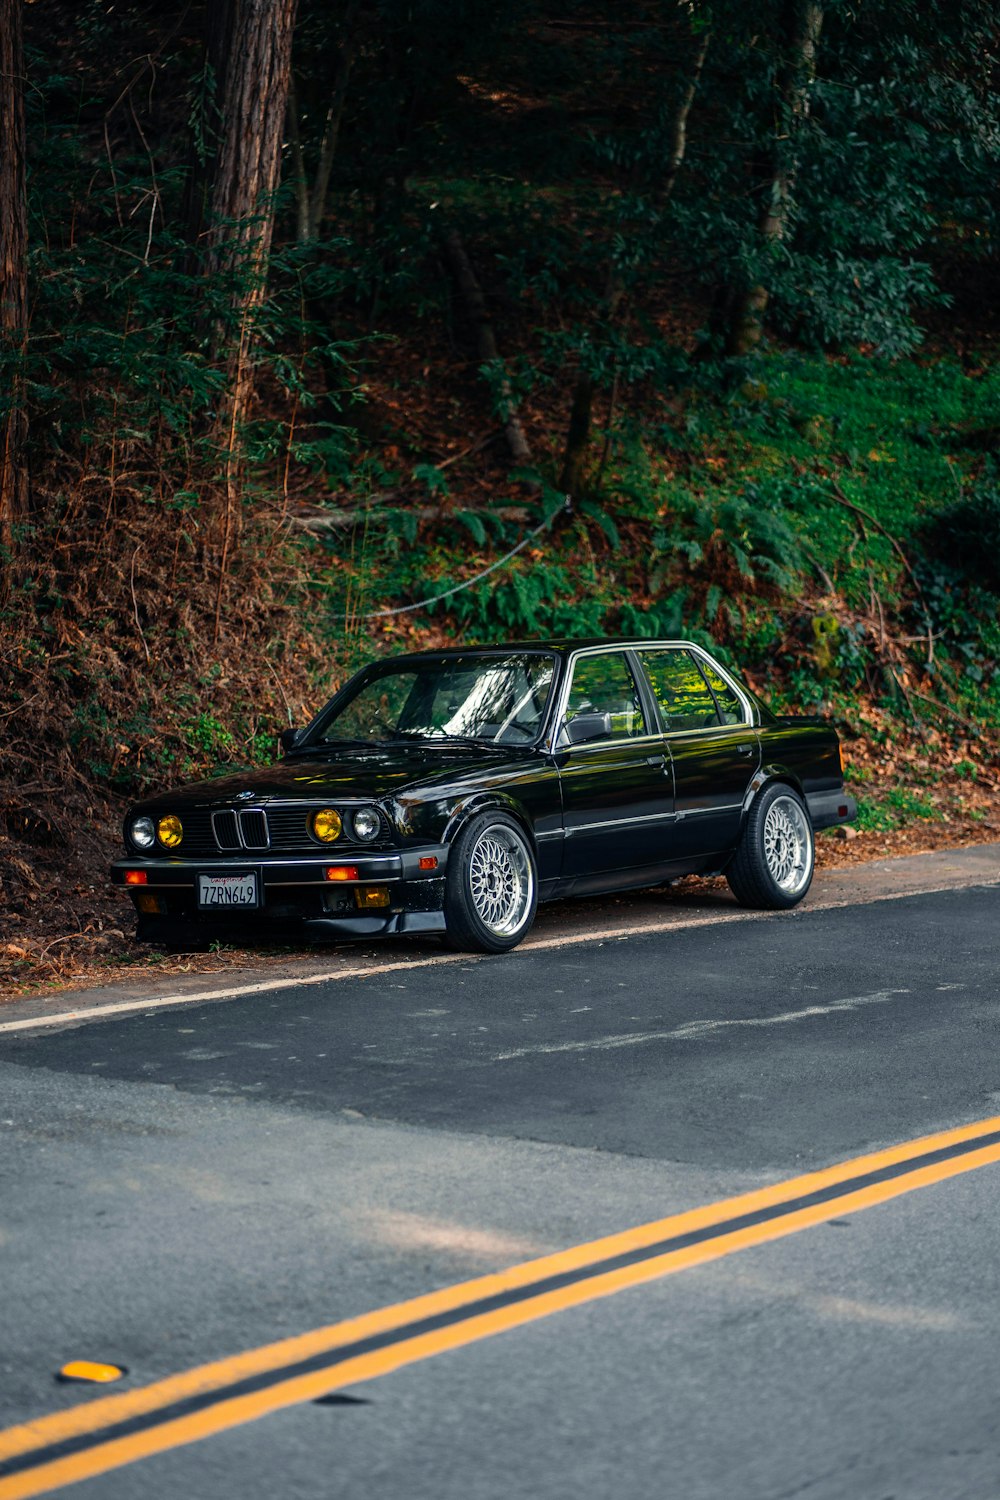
[182,1,239,258]
[288,0,362,244]
[0,0,29,571]
[558,15,711,497]
[208,0,299,424]
[726,0,823,357]
[197,0,299,638]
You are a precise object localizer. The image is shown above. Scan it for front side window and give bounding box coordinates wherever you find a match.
[308,654,557,747]
[563,652,647,741]
[640,649,725,732]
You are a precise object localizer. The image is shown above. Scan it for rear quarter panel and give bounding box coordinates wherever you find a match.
[756,717,843,799]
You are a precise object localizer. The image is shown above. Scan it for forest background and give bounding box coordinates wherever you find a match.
[2,0,999,990]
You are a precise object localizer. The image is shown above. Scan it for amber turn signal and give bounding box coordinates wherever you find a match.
[418,856,438,870]
[355,886,391,909]
[839,742,846,774]
[124,870,147,885]
[312,808,343,843]
[325,865,358,881]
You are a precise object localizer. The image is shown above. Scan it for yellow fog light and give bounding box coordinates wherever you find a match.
[135,892,162,915]
[157,815,183,848]
[312,808,343,843]
[355,885,391,910]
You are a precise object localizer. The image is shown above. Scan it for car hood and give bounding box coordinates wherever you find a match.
[136,743,535,811]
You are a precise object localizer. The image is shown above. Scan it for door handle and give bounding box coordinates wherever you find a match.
[737,743,756,757]
[646,755,665,766]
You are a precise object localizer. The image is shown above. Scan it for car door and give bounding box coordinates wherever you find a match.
[554,649,675,888]
[635,647,760,861]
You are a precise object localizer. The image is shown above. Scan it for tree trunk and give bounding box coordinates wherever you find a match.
[442,228,533,472]
[558,26,710,497]
[660,27,712,205]
[181,0,238,259]
[209,0,299,273]
[287,73,311,245]
[303,0,361,242]
[726,0,823,357]
[207,0,299,640]
[558,375,594,496]
[208,0,298,419]
[0,0,29,570]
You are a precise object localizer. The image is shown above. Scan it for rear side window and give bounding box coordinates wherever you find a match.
[639,649,727,732]
[699,660,745,725]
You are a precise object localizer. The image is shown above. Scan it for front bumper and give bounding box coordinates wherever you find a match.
[110,845,450,937]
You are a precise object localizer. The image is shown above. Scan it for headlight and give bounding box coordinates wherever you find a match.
[130,816,155,850]
[352,807,380,841]
[157,815,183,849]
[312,808,343,843]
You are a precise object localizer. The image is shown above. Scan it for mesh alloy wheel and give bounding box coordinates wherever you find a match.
[468,826,534,937]
[444,812,538,953]
[762,794,813,897]
[725,782,815,911]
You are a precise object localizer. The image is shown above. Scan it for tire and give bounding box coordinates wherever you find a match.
[443,811,538,953]
[726,783,814,910]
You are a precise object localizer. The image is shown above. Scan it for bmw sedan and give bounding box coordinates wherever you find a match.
[111,639,856,952]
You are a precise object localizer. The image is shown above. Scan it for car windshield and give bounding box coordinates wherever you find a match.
[307,654,557,748]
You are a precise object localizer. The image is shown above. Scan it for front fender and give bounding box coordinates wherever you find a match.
[442,792,537,850]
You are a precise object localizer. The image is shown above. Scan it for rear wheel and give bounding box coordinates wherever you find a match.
[444,812,538,953]
[726,783,814,910]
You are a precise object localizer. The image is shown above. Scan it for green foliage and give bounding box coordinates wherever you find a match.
[412,463,450,498]
[855,787,942,833]
[673,0,999,354]
[7,0,1000,827]
[183,713,237,758]
[921,480,1000,595]
[644,479,808,628]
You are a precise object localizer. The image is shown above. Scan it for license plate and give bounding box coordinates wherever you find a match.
[197,872,259,909]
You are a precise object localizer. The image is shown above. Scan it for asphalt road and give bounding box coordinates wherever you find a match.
[3,879,1000,1499]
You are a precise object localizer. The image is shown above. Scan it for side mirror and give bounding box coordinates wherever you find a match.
[280,726,305,753]
[562,711,612,747]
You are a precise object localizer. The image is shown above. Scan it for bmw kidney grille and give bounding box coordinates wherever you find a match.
[210,808,270,851]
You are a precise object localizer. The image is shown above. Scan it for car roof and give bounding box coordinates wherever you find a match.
[365,638,700,664]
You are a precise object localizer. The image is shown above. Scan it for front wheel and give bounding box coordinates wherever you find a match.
[444,812,538,953]
[726,783,814,910]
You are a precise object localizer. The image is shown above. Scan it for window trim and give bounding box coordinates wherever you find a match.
[552,647,659,751]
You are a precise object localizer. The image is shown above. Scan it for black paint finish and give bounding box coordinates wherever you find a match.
[110,638,852,938]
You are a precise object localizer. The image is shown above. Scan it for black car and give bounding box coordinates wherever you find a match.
[112,639,856,953]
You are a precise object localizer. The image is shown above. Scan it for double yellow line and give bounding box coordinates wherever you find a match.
[4,1113,1000,1498]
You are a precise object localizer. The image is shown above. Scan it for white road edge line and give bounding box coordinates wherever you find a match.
[0,876,995,1035]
